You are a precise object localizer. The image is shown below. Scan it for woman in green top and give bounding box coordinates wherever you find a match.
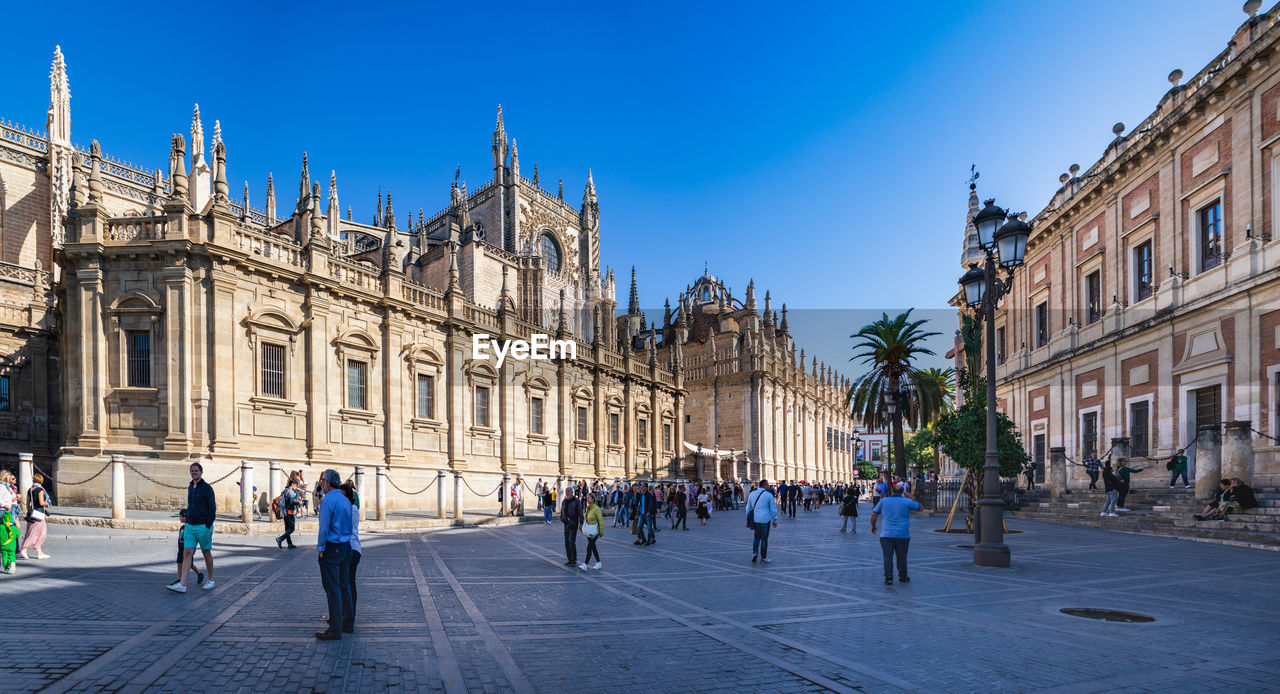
[579,493,603,571]
[1169,450,1190,488]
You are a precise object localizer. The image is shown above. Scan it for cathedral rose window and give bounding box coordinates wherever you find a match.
[539,231,562,273]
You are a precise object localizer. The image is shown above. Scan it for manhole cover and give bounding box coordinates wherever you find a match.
[1059,608,1155,623]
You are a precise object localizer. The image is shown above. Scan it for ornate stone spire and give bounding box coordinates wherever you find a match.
[532,162,539,187]
[663,298,672,329]
[492,104,507,171]
[211,119,222,152]
[242,181,250,221]
[498,265,516,315]
[458,182,471,232]
[327,171,340,238]
[87,139,103,203]
[347,205,352,221]
[556,288,568,337]
[510,138,520,178]
[212,140,228,203]
[375,188,383,227]
[762,290,772,325]
[385,190,396,229]
[779,304,789,335]
[309,181,323,238]
[169,133,188,199]
[190,104,205,166]
[48,46,70,145]
[295,152,311,215]
[627,266,640,316]
[557,178,563,200]
[447,240,460,292]
[47,46,73,252]
[584,169,596,199]
[745,278,756,311]
[265,172,276,225]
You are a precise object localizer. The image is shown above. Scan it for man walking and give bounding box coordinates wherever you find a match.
[633,483,656,546]
[276,478,300,549]
[871,482,920,585]
[746,479,779,564]
[560,486,582,565]
[167,462,216,593]
[315,469,354,640]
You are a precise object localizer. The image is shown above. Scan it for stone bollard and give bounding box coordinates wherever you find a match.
[353,465,365,519]
[437,470,448,520]
[1048,447,1066,498]
[556,475,564,507]
[1222,421,1255,486]
[240,460,254,524]
[375,464,387,521]
[502,471,511,517]
[110,454,126,519]
[17,453,33,509]
[453,471,463,520]
[1110,437,1131,464]
[268,461,282,516]
[1193,424,1222,500]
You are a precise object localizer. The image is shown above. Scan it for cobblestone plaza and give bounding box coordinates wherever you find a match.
[5,511,1279,693]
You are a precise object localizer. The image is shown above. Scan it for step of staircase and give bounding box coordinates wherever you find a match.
[1011,508,1280,548]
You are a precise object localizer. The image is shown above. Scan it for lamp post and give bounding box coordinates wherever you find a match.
[957,197,1030,569]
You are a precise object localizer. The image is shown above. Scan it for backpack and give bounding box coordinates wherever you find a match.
[271,495,284,520]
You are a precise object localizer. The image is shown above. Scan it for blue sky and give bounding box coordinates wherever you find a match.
[0,1,1247,379]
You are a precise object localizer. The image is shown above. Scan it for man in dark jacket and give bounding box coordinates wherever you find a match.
[560,487,582,565]
[168,462,216,593]
[634,483,658,546]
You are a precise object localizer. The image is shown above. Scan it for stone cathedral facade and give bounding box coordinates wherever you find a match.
[0,48,686,510]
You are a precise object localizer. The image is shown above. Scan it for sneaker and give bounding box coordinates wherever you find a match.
[578,563,588,572]
[752,555,758,563]
[276,537,284,549]
[314,630,341,640]
[840,528,847,533]
[201,579,216,590]
[1117,508,1130,512]
[633,540,643,545]
[593,562,602,570]
[1107,513,1120,517]
[1169,485,1175,489]
[761,557,772,563]
[166,581,187,593]
[1100,512,1108,517]
[36,553,49,559]
[196,571,205,584]
[884,577,893,585]
[1184,485,1192,489]
[900,576,910,583]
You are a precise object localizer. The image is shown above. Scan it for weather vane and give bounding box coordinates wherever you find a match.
[968,164,980,190]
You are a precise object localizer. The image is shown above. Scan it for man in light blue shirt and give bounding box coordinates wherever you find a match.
[315,469,354,640]
[746,479,779,564]
[871,483,921,585]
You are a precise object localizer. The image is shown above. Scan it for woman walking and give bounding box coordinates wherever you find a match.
[695,489,711,525]
[579,493,603,571]
[20,472,51,559]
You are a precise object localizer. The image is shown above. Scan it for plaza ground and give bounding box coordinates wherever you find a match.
[5,506,1279,693]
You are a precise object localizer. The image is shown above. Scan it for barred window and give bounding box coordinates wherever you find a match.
[126,330,151,387]
[530,396,544,434]
[1130,401,1150,458]
[638,418,648,448]
[346,359,368,410]
[0,374,9,412]
[416,373,434,419]
[1199,201,1222,272]
[261,343,286,398]
[576,406,588,440]
[1085,270,1102,324]
[475,385,491,428]
[663,423,672,451]
[609,412,620,445]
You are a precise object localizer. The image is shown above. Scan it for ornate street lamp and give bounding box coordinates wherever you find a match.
[956,198,1030,569]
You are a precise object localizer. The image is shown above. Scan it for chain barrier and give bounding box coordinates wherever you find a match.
[461,476,502,497]
[1251,427,1280,444]
[206,467,241,486]
[385,473,437,496]
[122,461,190,491]
[32,460,111,487]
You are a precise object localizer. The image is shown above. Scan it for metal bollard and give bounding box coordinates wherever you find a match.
[240,460,254,524]
[110,454,126,520]
[437,470,447,520]
[375,464,387,521]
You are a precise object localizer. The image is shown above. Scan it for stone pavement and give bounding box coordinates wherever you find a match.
[4,505,1280,693]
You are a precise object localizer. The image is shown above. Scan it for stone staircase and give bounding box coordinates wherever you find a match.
[1012,486,1280,550]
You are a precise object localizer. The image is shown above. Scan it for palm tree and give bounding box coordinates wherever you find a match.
[846,310,942,478]
[916,367,956,472]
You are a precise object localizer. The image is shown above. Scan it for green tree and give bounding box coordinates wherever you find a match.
[914,367,955,472]
[905,426,936,472]
[846,310,942,477]
[855,461,878,482]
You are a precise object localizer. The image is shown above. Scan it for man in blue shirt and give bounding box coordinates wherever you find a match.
[871,483,921,585]
[315,469,354,640]
[745,479,779,563]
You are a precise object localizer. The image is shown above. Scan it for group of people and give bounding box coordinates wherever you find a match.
[1194,478,1258,521]
[0,469,53,574]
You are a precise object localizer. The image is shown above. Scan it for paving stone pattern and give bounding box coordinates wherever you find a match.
[4,508,1280,692]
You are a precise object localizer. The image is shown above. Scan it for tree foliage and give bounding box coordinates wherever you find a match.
[905,427,936,471]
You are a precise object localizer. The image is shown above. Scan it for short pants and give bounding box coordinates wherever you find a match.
[184,523,213,551]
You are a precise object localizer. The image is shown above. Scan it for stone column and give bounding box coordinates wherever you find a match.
[375,464,387,521]
[436,470,447,520]
[501,471,511,516]
[1048,447,1067,499]
[556,474,564,506]
[1193,423,1222,500]
[268,461,282,514]
[240,460,254,524]
[1222,421,1255,485]
[353,465,366,520]
[17,453,32,508]
[110,454,126,520]
[453,470,462,520]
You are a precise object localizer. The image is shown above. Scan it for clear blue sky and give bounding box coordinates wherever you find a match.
[0,0,1248,379]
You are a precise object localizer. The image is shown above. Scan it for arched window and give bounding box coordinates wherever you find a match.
[539,231,561,273]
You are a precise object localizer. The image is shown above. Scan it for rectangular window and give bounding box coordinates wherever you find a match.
[1081,411,1098,459]
[663,423,672,451]
[416,373,434,419]
[1085,270,1102,324]
[1199,201,1222,272]
[530,396,544,434]
[474,385,491,427]
[1035,303,1049,348]
[0,374,9,412]
[871,444,881,461]
[1033,434,1046,483]
[346,359,368,410]
[996,326,1006,365]
[1134,240,1153,301]
[609,412,620,445]
[126,330,151,387]
[577,406,588,440]
[638,418,648,448]
[1130,401,1150,458]
[261,343,286,398]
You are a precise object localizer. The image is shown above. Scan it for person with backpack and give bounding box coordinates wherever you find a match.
[19,472,52,560]
[542,486,555,524]
[746,479,779,564]
[840,486,859,533]
[275,479,300,549]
